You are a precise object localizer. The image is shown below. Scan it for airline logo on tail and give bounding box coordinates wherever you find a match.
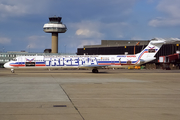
[149,46,155,49]
[148,46,157,53]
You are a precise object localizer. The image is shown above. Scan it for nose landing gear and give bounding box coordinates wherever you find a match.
[11,69,14,73]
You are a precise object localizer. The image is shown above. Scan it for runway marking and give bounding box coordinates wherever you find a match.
[60,84,85,120]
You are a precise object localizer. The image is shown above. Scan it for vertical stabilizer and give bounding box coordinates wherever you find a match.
[136,38,166,64]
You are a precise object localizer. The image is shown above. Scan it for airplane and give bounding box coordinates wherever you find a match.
[3,38,178,73]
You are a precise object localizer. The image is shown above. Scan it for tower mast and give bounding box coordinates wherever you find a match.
[43,16,67,53]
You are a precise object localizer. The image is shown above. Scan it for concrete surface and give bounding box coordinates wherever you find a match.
[0,68,180,120]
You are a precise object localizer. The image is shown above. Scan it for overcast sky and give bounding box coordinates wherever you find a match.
[0,0,180,53]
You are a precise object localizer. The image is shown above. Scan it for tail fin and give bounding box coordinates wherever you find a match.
[136,38,166,64]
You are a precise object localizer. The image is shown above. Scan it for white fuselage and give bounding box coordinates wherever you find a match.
[4,54,145,69]
[4,39,168,72]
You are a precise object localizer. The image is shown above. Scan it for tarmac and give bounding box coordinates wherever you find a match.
[0,68,180,120]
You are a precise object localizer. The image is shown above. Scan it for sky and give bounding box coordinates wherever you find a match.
[0,0,180,53]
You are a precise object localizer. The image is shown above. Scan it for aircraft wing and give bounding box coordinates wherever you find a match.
[78,65,109,69]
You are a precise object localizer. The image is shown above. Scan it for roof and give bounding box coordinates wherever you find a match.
[84,40,150,48]
[83,40,180,48]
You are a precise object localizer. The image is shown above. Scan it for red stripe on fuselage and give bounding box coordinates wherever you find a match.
[98,63,123,65]
[10,64,25,67]
[135,51,148,64]
[98,63,112,65]
[35,64,46,66]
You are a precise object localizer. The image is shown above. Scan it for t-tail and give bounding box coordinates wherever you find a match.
[136,38,166,65]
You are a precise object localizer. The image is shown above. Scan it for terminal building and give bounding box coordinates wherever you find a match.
[77,40,180,58]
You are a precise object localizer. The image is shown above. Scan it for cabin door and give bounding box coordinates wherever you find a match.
[111,57,115,65]
[119,58,121,65]
[18,57,23,66]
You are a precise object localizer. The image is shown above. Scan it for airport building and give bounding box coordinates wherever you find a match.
[77,40,180,58]
[43,16,67,53]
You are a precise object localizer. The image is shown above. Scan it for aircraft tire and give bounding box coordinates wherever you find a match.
[92,69,98,73]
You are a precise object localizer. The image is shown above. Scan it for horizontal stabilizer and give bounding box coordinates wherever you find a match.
[152,38,180,44]
[150,41,166,45]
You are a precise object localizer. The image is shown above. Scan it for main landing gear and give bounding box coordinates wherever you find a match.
[92,69,98,73]
[11,69,14,73]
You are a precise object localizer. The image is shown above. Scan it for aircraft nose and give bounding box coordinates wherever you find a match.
[4,62,10,68]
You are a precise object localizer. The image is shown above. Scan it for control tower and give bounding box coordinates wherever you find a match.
[43,16,67,53]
